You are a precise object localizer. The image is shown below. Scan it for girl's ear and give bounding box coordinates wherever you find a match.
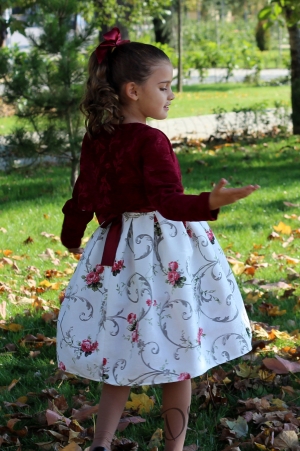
[124,82,139,101]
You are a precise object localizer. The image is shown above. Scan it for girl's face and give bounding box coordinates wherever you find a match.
[126,62,175,123]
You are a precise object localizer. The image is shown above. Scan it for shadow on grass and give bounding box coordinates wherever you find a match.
[179,142,300,196]
[0,165,72,209]
[1,138,299,212]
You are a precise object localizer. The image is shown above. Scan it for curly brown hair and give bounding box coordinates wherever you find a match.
[80,42,170,138]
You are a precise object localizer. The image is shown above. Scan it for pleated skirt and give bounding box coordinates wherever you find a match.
[56,212,251,385]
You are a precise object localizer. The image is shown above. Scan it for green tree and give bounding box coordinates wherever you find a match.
[259,0,300,134]
[81,0,172,41]
[0,0,95,186]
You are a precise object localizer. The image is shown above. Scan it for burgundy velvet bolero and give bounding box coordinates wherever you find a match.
[61,123,219,250]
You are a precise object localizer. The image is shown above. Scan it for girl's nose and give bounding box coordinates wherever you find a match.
[169,90,175,101]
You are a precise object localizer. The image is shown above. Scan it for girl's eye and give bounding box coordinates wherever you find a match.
[160,88,167,91]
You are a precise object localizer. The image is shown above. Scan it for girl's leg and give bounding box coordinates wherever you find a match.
[90,383,131,451]
[162,380,191,451]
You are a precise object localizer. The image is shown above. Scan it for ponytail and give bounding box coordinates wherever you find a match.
[80,50,122,137]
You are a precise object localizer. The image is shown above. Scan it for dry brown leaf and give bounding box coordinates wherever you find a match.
[11,255,23,261]
[29,351,41,358]
[117,416,146,432]
[183,445,199,451]
[268,231,282,240]
[61,443,82,451]
[226,256,243,265]
[23,236,34,244]
[42,310,59,323]
[46,409,71,427]
[12,262,21,273]
[4,343,17,352]
[283,201,300,207]
[273,430,299,450]
[0,301,7,319]
[258,302,287,316]
[72,404,99,421]
[260,281,292,290]
[244,266,256,276]
[6,418,20,430]
[282,236,295,248]
[111,437,139,451]
[263,355,300,374]
[7,378,20,391]
[26,265,41,276]
[0,257,13,265]
[0,282,13,293]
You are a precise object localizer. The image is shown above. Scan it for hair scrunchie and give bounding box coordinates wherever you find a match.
[95,27,130,64]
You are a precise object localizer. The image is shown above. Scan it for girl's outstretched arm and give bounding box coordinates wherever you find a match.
[209,178,260,210]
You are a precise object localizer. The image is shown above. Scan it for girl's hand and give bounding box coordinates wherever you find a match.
[68,247,84,254]
[209,178,260,211]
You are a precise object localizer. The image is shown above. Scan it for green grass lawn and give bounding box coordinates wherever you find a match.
[169,83,290,118]
[0,135,300,450]
[0,84,290,135]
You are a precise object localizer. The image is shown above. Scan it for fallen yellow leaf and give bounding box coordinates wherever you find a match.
[125,392,154,414]
[39,280,52,287]
[232,262,245,275]
[273,221,292,235]
[254,443,267,450]
[148,428,163,449]
[0,323,23,332]
[268,306,287,317]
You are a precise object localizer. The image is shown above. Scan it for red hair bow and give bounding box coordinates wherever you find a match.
[95,27,130,64]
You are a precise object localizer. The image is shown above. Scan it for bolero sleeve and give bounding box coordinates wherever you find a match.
[141,128,218,221]
[61,134,95,249]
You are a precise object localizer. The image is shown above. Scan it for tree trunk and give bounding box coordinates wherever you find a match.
[286,18,300,134]
[177,0,183,93]
[0,19,7,48]
[0,31,6,47]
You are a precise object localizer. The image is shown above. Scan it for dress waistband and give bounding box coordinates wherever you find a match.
[100,211,154,266]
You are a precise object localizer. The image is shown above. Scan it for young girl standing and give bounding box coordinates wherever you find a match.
[57,28,259,451]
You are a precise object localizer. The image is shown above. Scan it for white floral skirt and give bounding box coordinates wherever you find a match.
[56,212,252,386]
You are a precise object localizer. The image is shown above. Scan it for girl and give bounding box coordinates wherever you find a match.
[57,28,259,451]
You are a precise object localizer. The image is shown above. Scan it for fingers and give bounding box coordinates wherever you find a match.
[213,178,228,192]
[209,180,260,210]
